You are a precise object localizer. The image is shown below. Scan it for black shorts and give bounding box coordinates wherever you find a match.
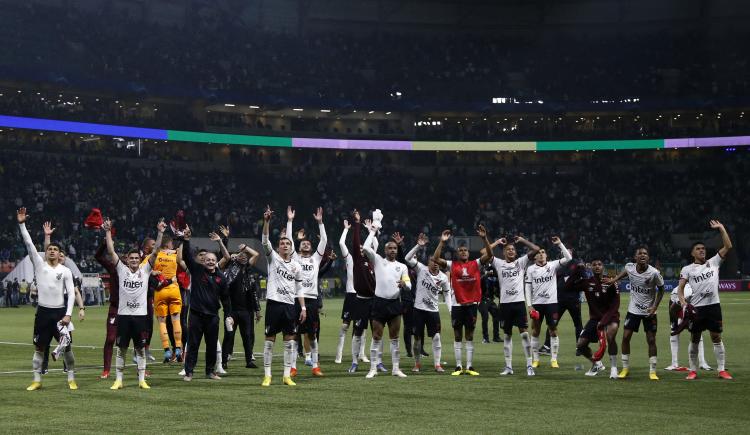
[623,312,657,333]
[33,306,68,349]
[370,296,402,325]
[580,318,600,343]
[297,297,320,335]
[342,293,357,322]
[116,315,148,349]
[265,299,298,337]
[353,296,373,332]
[532,303,559,328]
[499,302,528,334]
[451,304,478,330]
[413,309,441,338]
[689,304,723,334]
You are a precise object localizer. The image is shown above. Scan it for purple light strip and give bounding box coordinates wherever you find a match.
[292,137,412,151]
[665,136,750,148]
[0,115,168,140]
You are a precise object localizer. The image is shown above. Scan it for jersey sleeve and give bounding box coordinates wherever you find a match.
[709,253,723,268]
[678,265,691,281]
[518,255,530,270]
[116,260,129,277]
[653,269,664,286]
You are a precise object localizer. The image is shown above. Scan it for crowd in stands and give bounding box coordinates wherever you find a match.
[1,140,748,279]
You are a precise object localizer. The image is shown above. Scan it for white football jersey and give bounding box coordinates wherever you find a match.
[624,263,664,315]
[413,263,449,312]
[265,250,303,305]
[493,255,530,304]
[116,261,152,316]
[373,257,410,300]
[679,254,722,307]
[293,252,324,298]
[525,260,562,305]
[670,283,694,304]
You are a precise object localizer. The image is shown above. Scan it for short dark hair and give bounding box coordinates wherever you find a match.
[197,249,209,254]
[47,242,63,251]
[690,241,705,251]
[160,235,173,248]
[141,237,155,248]
[127,248,141,257]
[635,245,649,254]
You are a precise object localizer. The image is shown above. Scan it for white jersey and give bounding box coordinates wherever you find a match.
[288,221,328,298]
[116,261,152,316]
[679,254,723,307]
[413,262,449,312]
[493,255,530,304]
[670,283,694,304]
[20,223,75,315]
[363,232,411,300]
[624,263,664,315]
[262,235,303,305]
[339,229,355,294]
[525,260,563,305]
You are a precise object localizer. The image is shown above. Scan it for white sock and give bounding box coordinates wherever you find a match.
[621,354,630,369]
[63,350,75,381]
[283,340,294,377]
[390,339,400,372]
[215,340,222,372]
[291,341,298,369]
[352,334,362,363]
[649,356,657,372]
[360,330,367,358]
[669,335,679,366]
[466,341,474,368]
[413,338,422,364]
[453,341,462,368]
[263,340,273,377]
[520,332,532,367]
[688,341,699,371]
[370,339,381,371]
[531,336,540,362]
[609,354,617,369]
[136,347,146,382]
[305,352,312,361]
[32,350,44,382]
[378,339,384,365]
[115,347,125,381]
[550,336,560,361]
[698,335,707,366]
[311,339,319,369]
[432,334,442,367]
[336,324,348,360]
[503,334,513,368]
[713,341,726,371]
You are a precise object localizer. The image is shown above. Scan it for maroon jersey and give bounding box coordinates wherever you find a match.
[94,241,119,308]
[580,276,620,325]
[351,221,376,297]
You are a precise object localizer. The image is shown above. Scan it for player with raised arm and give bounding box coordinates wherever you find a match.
[493,235,540,376]
[363,210,412,379]
[334,219,369,364]
[677,220,733,380]
[433,228,493,376]
[405,233,450,372]
[151,231,185,363]
[608,247,665,380]
[258,206,306,386]
[18,208,77,391]
[347,210,377,373]
[575,259,621,379]
[286,206,327,377]
[94,230,120,379]
[524,236,572,370]
[105,218,163,390]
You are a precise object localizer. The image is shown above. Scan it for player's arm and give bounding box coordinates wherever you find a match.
[62,271,75,324]
[404,243,420,269]
[362,224,378,263]
[17,208,42,269]
[551,237,572,265]
[180,225,200,273]
[648,284,665,317]
[711,220,732,258]
[313,206,327,256]
[295,269,307,323]
[74,285,85,320]
[676,277,689,307]
[524,279,533,309]
[148,219,166,269]
[237,243,261,267]
[339,220,351,258]
[286,205,296,252]
[262,206,274,256]
[477,225,493,264]
[42,221,55,250]
[209,231,231,265]
[102,218,120,266]
[516,236,540,259]
[398,270,412,291]
[605,268,628,285]
[431,230,450,268]
[94,238,117,274]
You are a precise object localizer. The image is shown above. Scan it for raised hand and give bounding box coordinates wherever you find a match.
[157,218,167,233]
[364,218,373,231]
[43,221,56,236]
[238,243,247,252]
[352,209,360,223]
[16,207,28,224]
[296,229,306,240]
[476,224,487,239]
[498,237,508,245]
[514,236,526,244]
[313,206,323,223]
[208,232,221,242]
[102,217,113,232]
[263,205,273,222]
[417,233,428,246]
[709,220,724,230]
[286,206,295,221]
[343,219,351,230]
[219,225,230,238]
[328,251,338,261]
[391,232,405,245]
[440,230,451,242]
[551,236,561,245]
[183,224,192,240]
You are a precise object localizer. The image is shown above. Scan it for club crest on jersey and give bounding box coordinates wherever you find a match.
[56,273,63,281]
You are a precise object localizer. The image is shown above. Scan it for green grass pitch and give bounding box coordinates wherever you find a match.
[1,293,749,434]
